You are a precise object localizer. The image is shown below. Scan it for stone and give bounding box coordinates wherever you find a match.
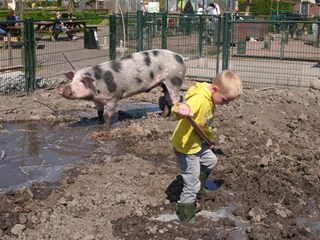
[311,79,320,90]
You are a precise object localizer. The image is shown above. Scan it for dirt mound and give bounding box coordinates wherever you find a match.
[0,86,320,239]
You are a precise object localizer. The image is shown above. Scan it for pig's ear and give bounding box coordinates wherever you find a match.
[80,74,95,89]
[65,71,75,80]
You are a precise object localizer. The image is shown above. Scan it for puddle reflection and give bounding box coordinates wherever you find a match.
[0,122,97,193]
[0,101,160,194]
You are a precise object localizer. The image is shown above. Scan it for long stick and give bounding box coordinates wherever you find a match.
[186,116,226,156]
[186,116,213,146]
[62,53,76,70]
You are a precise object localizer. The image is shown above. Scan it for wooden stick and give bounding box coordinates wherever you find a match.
[32,98,56,113]
[186,116,213,146]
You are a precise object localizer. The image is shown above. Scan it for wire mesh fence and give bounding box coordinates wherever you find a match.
[229,19,320,89]
[0,17,110,93]
[0,12,319,94]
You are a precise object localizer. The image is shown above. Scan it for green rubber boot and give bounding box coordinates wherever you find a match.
[178,202,196,223]
[197,172,216,200]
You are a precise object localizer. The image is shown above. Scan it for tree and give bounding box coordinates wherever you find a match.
[245,0,253,16]
[68,0,75,15]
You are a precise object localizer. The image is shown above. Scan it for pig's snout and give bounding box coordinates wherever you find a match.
[58,86,73,98]
[58,87,64,95]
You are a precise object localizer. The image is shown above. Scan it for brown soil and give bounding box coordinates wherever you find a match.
[0,83,320,240]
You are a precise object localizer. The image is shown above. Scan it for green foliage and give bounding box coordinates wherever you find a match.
[238,0,295,16]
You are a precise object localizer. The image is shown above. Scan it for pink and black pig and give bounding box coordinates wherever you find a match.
[58,49,186,127]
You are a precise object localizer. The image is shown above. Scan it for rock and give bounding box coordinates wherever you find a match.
[266,138,272,147]
[259,156,270,167]
[248,208,266,222]
[148,225,158,234]
[273,203,292,218]
[218,134,226,144]
[311,79,320,90]
[250,116,258,124]
[140,172,149,178]
[11,224,26,235]
[135,209,144,217]
[18,214,28,224]
[40,210,50,223]
[83,235,95,240]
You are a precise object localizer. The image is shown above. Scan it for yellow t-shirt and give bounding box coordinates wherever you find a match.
[170,82,215,154]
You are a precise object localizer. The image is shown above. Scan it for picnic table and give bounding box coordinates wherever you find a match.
[34,20,86,41]
[2,25,22,48]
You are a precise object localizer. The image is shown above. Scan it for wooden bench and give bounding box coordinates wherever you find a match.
[34,20,86,41]
[0,25,22,48]
[35,27,84,41]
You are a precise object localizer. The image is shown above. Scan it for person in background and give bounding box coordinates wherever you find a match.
[142,1,149,15]
[183,0,194,13]
[312,16,318,39]
[197,3,204,15]
[54,11,79,41]
[207,2,220,21]
[213,0,221,15]
[0,24,6,35]
[0,9,18,35]
[170,70,243,223]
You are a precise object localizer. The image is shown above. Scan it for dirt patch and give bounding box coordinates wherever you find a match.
[1,84,320,239]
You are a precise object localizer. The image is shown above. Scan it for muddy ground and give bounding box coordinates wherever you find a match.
[0,82,320,240]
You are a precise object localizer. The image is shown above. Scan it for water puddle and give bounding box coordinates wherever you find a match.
[0,101,160,194]
[150,203,248,240]
[0,122,98,193]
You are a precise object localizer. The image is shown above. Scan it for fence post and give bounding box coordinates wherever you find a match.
[24,18,36,92]
[198,15,204,57]
[137,10,143,52]
[109,14,116,60]
[222,12,231,71]
[125,12,129,44]
[161,12,167,49]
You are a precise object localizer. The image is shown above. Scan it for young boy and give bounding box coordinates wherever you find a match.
[170,70,243,223]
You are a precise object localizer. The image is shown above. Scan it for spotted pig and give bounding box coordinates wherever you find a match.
[58,49,186,126]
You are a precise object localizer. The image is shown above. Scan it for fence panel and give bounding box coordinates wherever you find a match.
[0,20,25,93]
[113,12,220,81]
[229,19,320,88]
[34,17,110,88]
[1,13,320,94]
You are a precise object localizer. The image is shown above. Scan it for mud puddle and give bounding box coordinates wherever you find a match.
[0,101,160,194]
[0,122,98,194]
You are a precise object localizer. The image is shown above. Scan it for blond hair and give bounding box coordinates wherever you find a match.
[213,70,243,98]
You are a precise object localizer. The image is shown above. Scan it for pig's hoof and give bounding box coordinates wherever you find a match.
[162,105,171,118]
[158,96,165,111]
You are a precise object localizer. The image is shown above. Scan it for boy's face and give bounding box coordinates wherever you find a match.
[211,85,236,105]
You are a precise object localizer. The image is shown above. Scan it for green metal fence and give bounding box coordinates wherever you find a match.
[229,18,320,88]
[0,12,319,94]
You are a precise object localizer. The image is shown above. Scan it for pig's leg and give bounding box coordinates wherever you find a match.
[93,96,117,128]
[94,101,105,124]
[164,77,183,105]
[160,84,172,117]
[161,77,183,117]
[104,99,118,128]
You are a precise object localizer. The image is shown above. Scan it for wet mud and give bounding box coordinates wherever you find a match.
[0,87,320,239]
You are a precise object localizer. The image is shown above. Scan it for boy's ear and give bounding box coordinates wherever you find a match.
[212,85,219,93]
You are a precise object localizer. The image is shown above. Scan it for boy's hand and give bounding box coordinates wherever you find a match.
[173,103,194,117]
[209,144,216,151]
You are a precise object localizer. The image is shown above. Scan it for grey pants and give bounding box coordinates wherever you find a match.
[175,144,217,204]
